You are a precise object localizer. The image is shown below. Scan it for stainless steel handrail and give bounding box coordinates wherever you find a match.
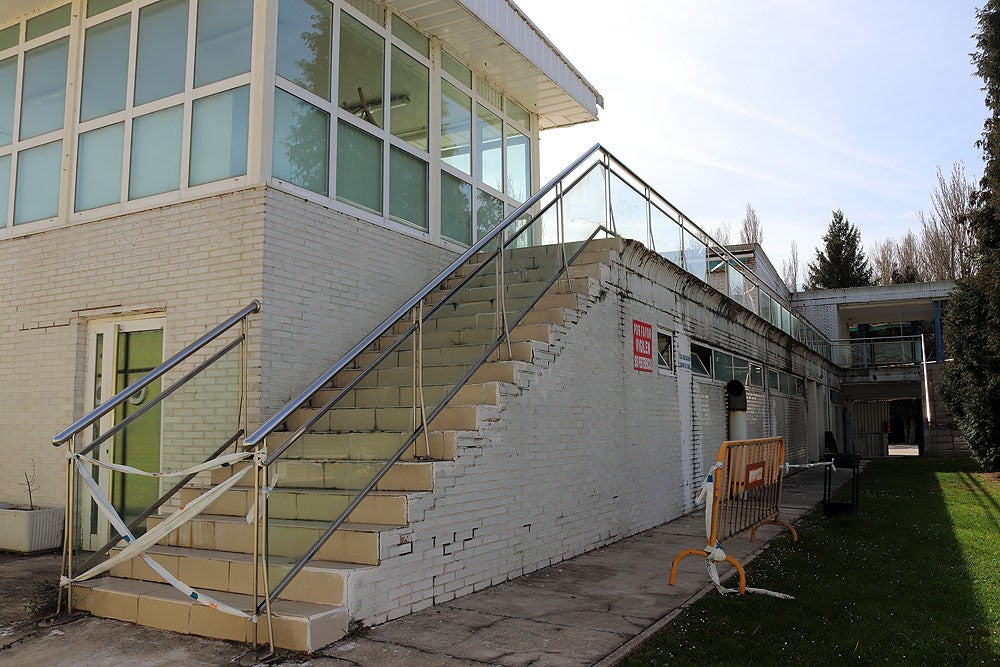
[243,144,606,449]
[246,144,834,451]
[258,225,610,611]
[52,300,261,446]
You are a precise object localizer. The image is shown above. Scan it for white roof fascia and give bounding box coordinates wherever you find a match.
[388,0,603,129]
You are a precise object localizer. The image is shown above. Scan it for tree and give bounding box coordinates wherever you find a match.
[782,240,800,292]
[739,204,764,246]
[894,231,923,282]
[805,209,872,289]
[918,163,975,281]
[711,222,731,245]
[942,1,1000,469]
[870,238,898,286]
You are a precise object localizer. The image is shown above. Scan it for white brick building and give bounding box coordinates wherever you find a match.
[0,0,959,652]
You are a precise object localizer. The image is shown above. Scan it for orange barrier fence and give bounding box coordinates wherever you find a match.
[669,437,797,596]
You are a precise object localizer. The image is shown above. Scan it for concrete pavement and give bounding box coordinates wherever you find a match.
[0,465,855,666]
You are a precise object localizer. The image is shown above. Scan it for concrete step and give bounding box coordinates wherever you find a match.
[441,261,602,292]
[212,459,436,491]
[365,322,552,355]
[149,513,390,565]
[292,429,455,461]
[423,276,594,307]
[281,403,478,435]
[307,381,501,410]
[179,486,409,525]
[108,544,367,606]
[349,340,534,372]
[71,576,347,652]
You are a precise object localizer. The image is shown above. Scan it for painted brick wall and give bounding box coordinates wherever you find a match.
[259,189,457,414]
[346,239,837,625]
[0,189,267,506]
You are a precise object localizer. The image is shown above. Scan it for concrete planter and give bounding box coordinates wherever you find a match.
[0,504,64,553]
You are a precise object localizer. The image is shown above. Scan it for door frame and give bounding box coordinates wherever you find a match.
[79,315,165,550]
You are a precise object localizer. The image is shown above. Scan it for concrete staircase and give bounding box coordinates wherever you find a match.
[71,239,617,652]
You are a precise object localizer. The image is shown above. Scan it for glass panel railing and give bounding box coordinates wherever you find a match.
[261,155,611,603]
[609,171,647,245]
[828,336,923,369]
[651,204,682,266]
[728,265,746,309]
[682,229,708,282]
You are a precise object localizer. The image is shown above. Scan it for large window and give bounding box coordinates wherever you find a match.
[271,3,536,246]
[0,0,253,231]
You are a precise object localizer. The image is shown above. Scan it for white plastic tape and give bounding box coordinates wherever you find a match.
[65,455,253,618]
[71,450,252,478]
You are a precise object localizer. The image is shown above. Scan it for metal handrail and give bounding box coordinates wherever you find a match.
[245,143,831,449]
[258,225,609,611]
[243,144,606,449]
[52,300,261,446]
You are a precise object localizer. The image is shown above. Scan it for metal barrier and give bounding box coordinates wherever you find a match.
[669,437,797,596]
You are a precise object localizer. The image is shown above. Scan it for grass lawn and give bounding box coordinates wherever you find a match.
[623,458,1000,665]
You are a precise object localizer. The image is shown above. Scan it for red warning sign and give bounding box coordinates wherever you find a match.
[633,319,653,372]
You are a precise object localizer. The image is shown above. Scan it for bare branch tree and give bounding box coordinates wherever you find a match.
[895,230,923,282]
[782,240,800,292]
[870,238,898,286]
[919,162,975,280]
[711,222,732,245]
[739,203,764,246]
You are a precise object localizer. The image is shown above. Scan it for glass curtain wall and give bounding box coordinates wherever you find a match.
[272,0,534,246]
[0,0,254,230]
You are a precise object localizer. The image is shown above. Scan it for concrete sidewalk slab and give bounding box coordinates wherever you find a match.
[0,465,855,666]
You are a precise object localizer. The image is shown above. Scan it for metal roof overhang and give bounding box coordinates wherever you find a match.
[387,0,603,129]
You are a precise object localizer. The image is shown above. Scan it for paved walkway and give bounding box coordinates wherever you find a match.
[0,466,854,666]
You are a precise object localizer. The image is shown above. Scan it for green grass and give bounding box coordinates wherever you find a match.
[623,458,1000,665]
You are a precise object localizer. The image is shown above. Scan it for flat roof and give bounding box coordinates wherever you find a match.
[389,0,603,128]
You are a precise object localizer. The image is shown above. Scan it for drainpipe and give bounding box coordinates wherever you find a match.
[726,380,748,441]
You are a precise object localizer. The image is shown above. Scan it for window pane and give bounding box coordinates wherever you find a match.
[76,122,124,211]
[87,0,131,18]
[506,125,529,202]
[14,140,61,224]
[657,332,673,370]
[339,13,383,129]
[732,356,749,384]
[713,350,732,382]
[20,37,68,140]
[442,52,470,89]
[276,0,332,99]
[390,46,427,150]
[441,80,471,175]
[195,0,253,87]
[0,25,18,51]
[129,105,183,199]
[336,119,382,212]
[26,5,71,41]
[190,85,249,185]
[273,88,329,194]
[476,104,502,191]
[441,171,471,245]
[389,146,426,229]
[0,154,9,223]
[391,17,427,57]
[507,98,529,128]
[135,0,188,106]
[476,189,503,241]
[768,370,779,390]
[81,15,129,122]
[0,56,14,147]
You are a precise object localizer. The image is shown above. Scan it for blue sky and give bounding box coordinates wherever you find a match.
[516,0,987,277]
